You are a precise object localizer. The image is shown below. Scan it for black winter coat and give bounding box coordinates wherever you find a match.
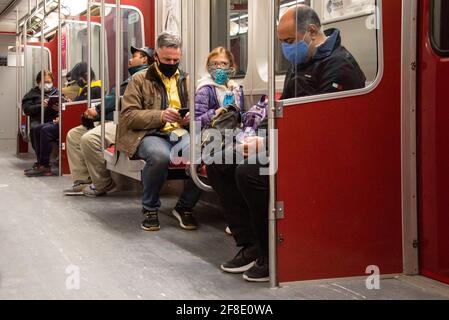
[22,87,60,125]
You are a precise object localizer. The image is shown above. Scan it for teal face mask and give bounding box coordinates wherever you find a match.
[209,68,233,85]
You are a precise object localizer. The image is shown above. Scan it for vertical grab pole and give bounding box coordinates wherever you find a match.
[40,10,45,124]
[23,19,28,139]
[188,0,213,192]
[16,10,19,128]
[58,0,62,175]
[115,0,121,125]
[16,9,21,155]
[23,19,27,109]
[268,0,279,288]
[100,0,106,150]
[87,0,92,108]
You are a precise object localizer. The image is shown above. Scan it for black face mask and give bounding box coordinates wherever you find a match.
[157,61,179,78]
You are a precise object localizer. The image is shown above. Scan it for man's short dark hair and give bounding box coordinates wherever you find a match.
[69,62,96,81]
[295,6,321,33]
[36,70,54,84]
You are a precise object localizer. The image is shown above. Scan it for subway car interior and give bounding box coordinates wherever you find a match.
[0,0,448,300]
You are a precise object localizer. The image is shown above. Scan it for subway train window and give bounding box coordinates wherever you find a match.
[62,0,94,90]
[210,0,248,78]
[90,4,144,92]
[277,0,379,100]
[24,46,51,93]
[431,0,449,56]
[121,8,144,83]
[64,23,101,84]
[229,0,248,77]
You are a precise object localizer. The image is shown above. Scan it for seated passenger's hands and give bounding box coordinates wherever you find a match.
[237,136,265,157]
[215,107,225,116]
[43,99,49,107]
[162,108,183,124]
[181,112,190,127]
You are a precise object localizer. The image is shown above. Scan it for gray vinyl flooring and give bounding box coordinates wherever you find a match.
[0,151,449,300]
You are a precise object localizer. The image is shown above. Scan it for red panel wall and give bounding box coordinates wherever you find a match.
[45,36,59,87]
[276,0,403,282]
[60,103,88,175]
[418,0,449,285]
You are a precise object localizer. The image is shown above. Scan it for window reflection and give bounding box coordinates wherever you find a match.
[229,0,248,77]
[431,0,449,55]
[210,0,248,78]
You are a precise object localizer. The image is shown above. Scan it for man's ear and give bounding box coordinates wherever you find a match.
[308,24,319,39]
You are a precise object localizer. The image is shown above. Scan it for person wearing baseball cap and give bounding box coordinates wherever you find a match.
[130,46,155,67]
[64,45,154,198]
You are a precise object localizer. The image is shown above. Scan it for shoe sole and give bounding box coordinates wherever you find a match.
[64,191,85,196]
[83,192,106,198]
[141,225,161,232]
[25,173,44,177]
[172,210,198,231]
[242,274,270,282]
[25,172,54,177]
[221,261,255,274]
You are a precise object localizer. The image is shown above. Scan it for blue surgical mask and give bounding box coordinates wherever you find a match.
[282,39,310,66]
[209,68,233,85]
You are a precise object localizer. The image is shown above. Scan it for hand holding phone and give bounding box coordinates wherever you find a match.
[178,108,189,118]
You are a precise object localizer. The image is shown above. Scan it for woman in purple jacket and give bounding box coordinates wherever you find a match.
[195,47,243,129]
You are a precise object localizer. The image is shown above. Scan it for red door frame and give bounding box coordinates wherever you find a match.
[276,0,404,283]
[418,0,449,285]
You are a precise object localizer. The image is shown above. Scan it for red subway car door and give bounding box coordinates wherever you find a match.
[418,0,449,285]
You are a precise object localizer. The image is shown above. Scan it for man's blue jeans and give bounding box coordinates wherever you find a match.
[137,133,201,212]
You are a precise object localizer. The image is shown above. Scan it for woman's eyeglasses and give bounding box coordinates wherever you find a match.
[208,61,231,68]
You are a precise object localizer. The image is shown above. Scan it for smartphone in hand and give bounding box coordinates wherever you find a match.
[178,108,189,118]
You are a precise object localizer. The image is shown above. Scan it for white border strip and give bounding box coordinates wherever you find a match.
[401,0,419,275]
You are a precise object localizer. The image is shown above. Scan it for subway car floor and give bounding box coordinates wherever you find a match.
[0,151,449,300]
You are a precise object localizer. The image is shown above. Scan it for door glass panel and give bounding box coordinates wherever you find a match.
[431,0,449,56]
[277,0,378,100]
[210,0,248,78]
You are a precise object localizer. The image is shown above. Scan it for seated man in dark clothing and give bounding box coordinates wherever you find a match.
[25,64,102,177]
[22,70,59,153]
[206,4,366,282]
[69,62,102,101]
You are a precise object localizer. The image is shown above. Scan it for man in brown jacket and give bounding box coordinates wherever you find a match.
[116,32,201,232]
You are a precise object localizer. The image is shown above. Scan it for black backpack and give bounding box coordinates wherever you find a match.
[201,105,241,151]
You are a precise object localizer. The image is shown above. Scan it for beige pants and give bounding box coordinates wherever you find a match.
[67,122,116,191]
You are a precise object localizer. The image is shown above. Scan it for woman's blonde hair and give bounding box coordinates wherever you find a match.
[206,47,237,70]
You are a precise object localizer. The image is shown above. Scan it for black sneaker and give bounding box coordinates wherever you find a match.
[243,257,269,282]
[172,207,198,230]
[221,245,258,274]
[141,210,160,232]
[24,162,39,173]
